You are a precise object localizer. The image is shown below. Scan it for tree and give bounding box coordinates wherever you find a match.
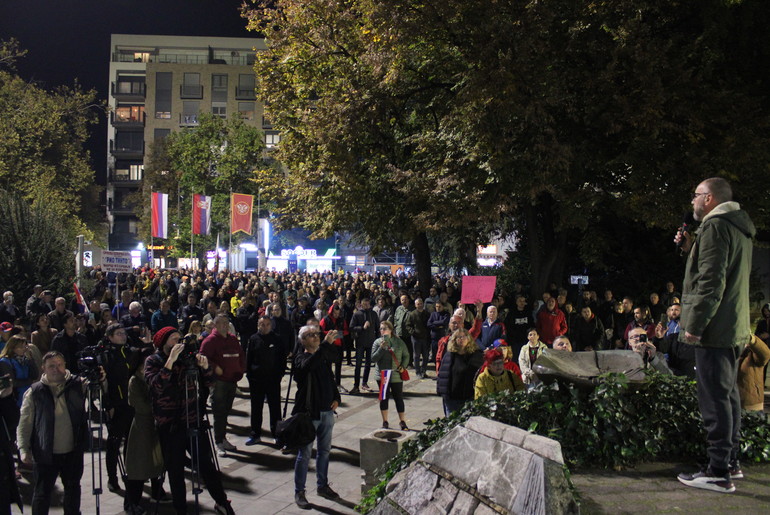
[0,190,75,300]
[138,114,269,263]
[244,1,770,295]
[0,39,104,244]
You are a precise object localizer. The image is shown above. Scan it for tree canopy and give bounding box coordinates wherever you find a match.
[244,0,770,294]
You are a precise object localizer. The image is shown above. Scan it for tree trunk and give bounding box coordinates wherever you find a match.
[524,194,567,296]
[411,231,433,299]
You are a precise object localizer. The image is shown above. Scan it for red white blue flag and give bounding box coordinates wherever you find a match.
[151,192,168,238]
[379,369,392,401]
[73,283,90,315]
[192,194,212,235]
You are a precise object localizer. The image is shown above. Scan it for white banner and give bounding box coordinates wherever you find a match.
[101,251,133,273]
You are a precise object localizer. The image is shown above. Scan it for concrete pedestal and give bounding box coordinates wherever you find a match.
[360,429,415,493]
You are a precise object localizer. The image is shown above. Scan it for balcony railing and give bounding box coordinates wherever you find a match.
[180,84,203,99]
[110,111,146,128]
[179,114,199,127]
[111,81,146,99]
[109,139,145,158]
[235,87,256,100]
[112,52,257,66]
[110,170,143,183]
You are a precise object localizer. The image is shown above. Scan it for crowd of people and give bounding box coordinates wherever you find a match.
[0,219,767,511]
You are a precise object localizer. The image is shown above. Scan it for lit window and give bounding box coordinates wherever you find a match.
[265,131,281,147]
[239,102,255,120]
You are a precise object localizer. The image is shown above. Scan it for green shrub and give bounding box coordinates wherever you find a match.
[357,372,770,513]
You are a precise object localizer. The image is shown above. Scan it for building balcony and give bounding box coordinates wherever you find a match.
[109,231,141,251]
[179,114,199,127]
[110,140,145,159]
[110,111,146,128]
[111,81,146,101]
[235,87,256,100]
[180,84,203,99]
[109,170,143,185]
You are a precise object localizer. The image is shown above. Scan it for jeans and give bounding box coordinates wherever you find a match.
[294,410,335,493]
[210,380,237,443]
[442,397,465,418]
[353,339,372,386]
[411,337,430,375]
[248,377,282,436]
[694,345,741,471]
[32,451,84,515]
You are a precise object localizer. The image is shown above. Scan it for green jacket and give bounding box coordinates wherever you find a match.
[680,202,755,348]
[371,336,411,383]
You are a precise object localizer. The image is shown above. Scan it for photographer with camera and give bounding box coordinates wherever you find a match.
[144,326,235,515]
[17,350,105,515]
[627,328,672,375]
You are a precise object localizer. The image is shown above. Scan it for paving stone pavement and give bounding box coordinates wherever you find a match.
[12,363,770,514]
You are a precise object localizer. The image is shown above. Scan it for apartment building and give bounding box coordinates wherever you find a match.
[106,34,271,251]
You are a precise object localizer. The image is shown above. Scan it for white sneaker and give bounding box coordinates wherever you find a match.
[221,438,237,451]
[216,442,228,457]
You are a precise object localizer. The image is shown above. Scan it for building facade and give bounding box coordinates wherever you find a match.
[106,34,271,251]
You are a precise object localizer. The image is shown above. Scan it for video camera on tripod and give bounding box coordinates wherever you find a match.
[78,343,109,383]
[179,334,201,371]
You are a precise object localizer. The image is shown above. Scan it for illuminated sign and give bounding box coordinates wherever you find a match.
[280,246,318,259]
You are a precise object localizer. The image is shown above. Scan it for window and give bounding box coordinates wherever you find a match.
[212,74,228,102]
[115,131,144,151]
[154,129,170,141]
[265,131,281,148]
[238,102,255,120]
[114,105,145,123]
[155,72,172,118]
[181,101,199,125]
[237,74,255,99]
[212,103,227,119]
[128,220,138,234]
[129,164,144,181]
[133,52,150,63]
[181,73,202,98]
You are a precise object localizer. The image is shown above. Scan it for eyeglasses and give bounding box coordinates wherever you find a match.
[692,192,709,200]
[306,332,320,338]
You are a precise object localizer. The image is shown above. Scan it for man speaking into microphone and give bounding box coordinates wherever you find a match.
[675,177,755,493]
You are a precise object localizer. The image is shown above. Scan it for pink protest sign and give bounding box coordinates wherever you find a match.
[460,276,497,304]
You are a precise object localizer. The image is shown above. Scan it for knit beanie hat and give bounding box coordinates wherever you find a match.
[153,326,178,349]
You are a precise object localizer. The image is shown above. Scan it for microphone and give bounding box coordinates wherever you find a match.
[676,212,696,249]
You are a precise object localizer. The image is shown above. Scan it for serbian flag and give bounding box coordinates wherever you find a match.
[231,193,254,235]
[192,194,212,235]
[379,370,392,401]
[151,192,168,238]
[73,283,89,315]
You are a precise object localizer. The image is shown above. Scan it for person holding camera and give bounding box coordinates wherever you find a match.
[144,326,235,515]
[627,328,672,374]
[17,350,105,515]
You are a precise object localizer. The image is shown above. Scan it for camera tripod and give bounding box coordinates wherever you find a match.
[184,365,220,514]
[86,380,106,515]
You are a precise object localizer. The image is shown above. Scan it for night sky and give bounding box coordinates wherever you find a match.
[0,0,253,183]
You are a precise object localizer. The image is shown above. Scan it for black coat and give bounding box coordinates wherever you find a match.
[246,331,288,382]
[292,343,341,419]
[437,350,484,401]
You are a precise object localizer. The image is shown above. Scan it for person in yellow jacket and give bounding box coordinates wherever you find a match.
[474,349,525,399]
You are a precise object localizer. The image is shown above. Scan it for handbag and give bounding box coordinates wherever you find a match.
[275,372,316,448]
[389,348,410,381]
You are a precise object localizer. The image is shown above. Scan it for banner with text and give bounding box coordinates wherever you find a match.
[460,276,497,304]
[101,251,133,273]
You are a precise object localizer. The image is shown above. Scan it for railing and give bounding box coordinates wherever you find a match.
[109,140,145,156]
[235,87,256,100]
[179,114,199,126]
[110,111,146,127]
[111,81,146,98]
[113,52,257,66]
[180,84,203,99]
[110,171,143,182]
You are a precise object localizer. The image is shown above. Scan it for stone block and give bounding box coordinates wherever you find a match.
[360,428,416,492]
[522,432,565,465]
[386,463,439,513]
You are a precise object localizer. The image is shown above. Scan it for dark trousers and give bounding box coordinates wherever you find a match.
[411,337,430,375]
[32,451,84,515]
[106,406,134,482]
[354,339,372,386]
[210,380,237,443]
[248,378,281,437]
[125,476,163,508]
[157,425,227,514]
[332,345,343,386]
[694,345,741,471]
[376,380,405,412]
[343,334,354,363]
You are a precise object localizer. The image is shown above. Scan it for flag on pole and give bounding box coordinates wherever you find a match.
[192,194,212,235]
[231,193,254,235]
[151,192,168,238]
[73,283,90,315]
[213,233,221,273]
[378,370,392,401]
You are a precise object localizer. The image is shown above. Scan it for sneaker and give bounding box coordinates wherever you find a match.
[221,437,237,451]
[245,434,261,446]
[281,446,295,455]
[677,466,735,493]
[214,500,236,515]
[337,384,349,394]
[126,505,146,515]
[317,484,340,500]
[295,490,311,509]
[348,387,360,395]
[360,383,371,392]
[729,460,744,480]
[151,488,172,503]
[216,442,228,457]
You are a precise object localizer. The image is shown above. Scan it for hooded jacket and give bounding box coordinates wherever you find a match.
[320,305,349,347]
[680,202,756,348]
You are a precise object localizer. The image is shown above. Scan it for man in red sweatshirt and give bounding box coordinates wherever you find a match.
[200,314,246,457]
